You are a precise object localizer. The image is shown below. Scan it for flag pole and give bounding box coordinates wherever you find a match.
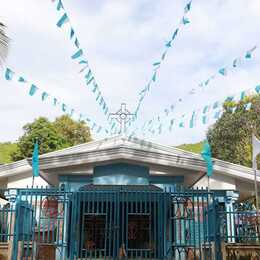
[254,168,259,211]
[32,176,35,188]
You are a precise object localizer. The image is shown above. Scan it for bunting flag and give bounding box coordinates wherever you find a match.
[201,141,213,177]
[32,141,39,177]
[132,1,193,122]
[138,84,260,136]
[51,0,111,123]
[2,67,110,136]
[138,45,258,131]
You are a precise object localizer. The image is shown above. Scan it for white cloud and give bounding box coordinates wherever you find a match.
[0,0,259,146]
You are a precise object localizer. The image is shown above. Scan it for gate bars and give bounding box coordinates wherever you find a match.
[0,187,259,259]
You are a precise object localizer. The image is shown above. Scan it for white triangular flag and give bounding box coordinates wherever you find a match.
[253,135,260,170]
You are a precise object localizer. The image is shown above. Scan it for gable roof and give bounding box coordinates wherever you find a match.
[0,135,258,185]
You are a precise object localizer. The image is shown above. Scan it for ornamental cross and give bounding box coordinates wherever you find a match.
[109,103,135,134]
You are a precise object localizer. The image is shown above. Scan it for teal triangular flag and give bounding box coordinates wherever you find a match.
[75,38,80,48]
[152,72,157,82]
[41,92,49,101]
[240,91,246,100]
[189,111,196,128]
[70,28,75,39]
[71,49,83,59]
[214,110,221,119]
[57,0,64,11]
[218,68,227,76]
[153,61,161,66]
[29,84,38,96]
[79,60,88,65]
[182,17,190,25]
[201,141,213,177]
[62,103,67,112]
[204,79,210,86]
[18,76,26,83]
[172,29,179,40]
[245,51,251,59]
[165,41,172,48]
[255,85,260,94]
[53,98,58,106]
[161,51,167,60]
[32,141,39,177]
[57,13,69,28]
[5,68,14,81]
[184,1,192,13]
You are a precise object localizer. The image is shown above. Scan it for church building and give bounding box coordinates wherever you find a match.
[0,135,259,259]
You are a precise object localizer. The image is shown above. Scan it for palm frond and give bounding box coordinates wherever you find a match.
[0,22,9,65]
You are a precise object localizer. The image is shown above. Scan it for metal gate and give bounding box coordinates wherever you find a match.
[69,186,165,259]
[0,187,223,259]
[68,186,217,260]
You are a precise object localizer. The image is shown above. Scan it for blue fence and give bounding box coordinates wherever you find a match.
[0,187,259,259]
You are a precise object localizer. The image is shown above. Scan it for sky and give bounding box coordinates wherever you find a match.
[0,0,260,146]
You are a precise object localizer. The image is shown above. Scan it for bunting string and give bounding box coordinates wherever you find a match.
[51,0,111,124]
[139,45,258,131]
[131,1,192,122]
[3,67,110,135]
[137,84,260,136]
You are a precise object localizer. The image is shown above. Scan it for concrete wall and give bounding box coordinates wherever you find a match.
[194,173,236,190]
[7,172,49,188]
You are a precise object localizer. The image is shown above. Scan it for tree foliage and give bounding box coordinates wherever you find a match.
[207,94,260,168]
[11,115,92,161]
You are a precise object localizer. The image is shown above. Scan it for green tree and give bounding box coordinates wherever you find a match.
[11,116,92,161]
[53,115,92,147]
[207,94,260,168]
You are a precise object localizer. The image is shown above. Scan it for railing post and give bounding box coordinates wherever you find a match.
[225,191,239,243]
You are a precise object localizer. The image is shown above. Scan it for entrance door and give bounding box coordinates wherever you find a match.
[69,189,165,259]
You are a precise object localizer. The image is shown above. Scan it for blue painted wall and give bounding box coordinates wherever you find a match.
[58,163,185,190]
[93,163,149,185]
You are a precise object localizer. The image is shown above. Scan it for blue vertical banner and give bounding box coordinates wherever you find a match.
[32,141,39,177]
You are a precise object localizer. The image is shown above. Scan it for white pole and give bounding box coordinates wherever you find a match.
[254,169,259,211]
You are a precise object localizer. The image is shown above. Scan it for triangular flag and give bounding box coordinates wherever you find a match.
[62,103,67,112]
[201,141,213,177]
[153,61,161,66]
[184,1,192,13]
[57,13,69,28]
[218,68,227,76]
[165,41,172,48]
[255,85,260,94]
[152,72,157,82]
[32,141,39,177]
[75,38,80,48]
[70,28,75,39]
[29,84,38,96]
[252,135,260,170]
[18,76,26,83]
[161,51,167,60]
[5,68,14,81]
[57,0,64,11]
[172,29,179,40]
[41,92,49,101]
[182,17,190,25]
[71,49,83,59]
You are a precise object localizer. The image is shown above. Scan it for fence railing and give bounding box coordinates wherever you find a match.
[0,187,260,260]
[218,210,260,243]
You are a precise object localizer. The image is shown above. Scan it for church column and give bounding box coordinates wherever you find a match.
[225,191,239,243]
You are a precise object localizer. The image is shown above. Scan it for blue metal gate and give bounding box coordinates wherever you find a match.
[2,186,259,259]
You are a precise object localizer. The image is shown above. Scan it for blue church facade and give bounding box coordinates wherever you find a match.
[0,136,259,259]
